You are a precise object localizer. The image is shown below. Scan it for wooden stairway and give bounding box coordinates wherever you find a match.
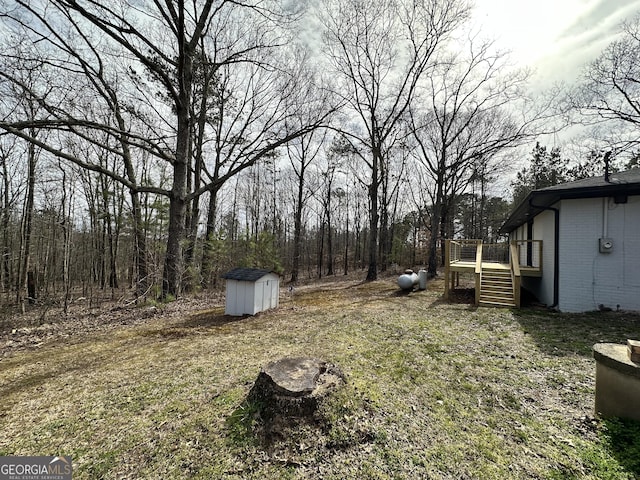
[479,267,515,307]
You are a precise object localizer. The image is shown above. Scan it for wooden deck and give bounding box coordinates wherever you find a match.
[449,261,508,272]
[449,260,541,277]
[444,240,543,308]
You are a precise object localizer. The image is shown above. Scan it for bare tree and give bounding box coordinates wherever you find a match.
[0,55,48,309]
[568,14,640,153]
[286,127,326,283]
[1,0,333,299]
[0,4,165,297]
[318,147,341,277]
[320,0,469,281]
[410,37,551,276]
[0,139,17,293]
[198,45,334,286]
[378,137,410,271]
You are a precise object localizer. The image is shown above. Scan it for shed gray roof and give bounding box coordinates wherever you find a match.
[500,169,640,234]
[222,267,275,282]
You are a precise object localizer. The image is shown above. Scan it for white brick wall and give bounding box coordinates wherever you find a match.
[516,210,556,306]
[533,210,555,306]
[558,196,640,312]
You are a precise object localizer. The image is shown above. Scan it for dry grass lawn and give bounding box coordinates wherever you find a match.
[1,275,640,479]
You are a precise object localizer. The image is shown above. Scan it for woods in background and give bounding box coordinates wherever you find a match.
[0,1,637,309]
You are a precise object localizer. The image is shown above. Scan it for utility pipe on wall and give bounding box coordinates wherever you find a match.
[603,197,608,239]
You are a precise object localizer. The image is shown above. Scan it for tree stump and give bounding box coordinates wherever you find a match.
[247,357,346,420]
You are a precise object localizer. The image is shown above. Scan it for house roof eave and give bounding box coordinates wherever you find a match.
[499,170,640,235]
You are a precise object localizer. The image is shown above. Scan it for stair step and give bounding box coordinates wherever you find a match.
[479,299,516,308]
[482,279,512,285]
[481,290,513,298]
[482,285,513,292]
[482,274,512,280]
[480,291,514,300]
[480,292,514,298]
[479,266,515,308]
[482,280,512,286]
[481,298,515,306]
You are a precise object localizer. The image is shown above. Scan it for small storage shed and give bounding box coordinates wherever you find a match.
[222,267,280,316]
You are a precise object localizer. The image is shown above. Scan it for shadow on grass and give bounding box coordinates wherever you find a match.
[0,353,106,406]
[600,417,640,477]
[513,309,640,357]
[181,311,252,328]
[139,311,254,339]
[429,287,478,311]
[446,287,475,305]
[390,289,413,297]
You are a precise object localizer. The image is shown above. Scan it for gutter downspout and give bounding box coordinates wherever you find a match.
[603,197,608,239]
[529,199,559,308]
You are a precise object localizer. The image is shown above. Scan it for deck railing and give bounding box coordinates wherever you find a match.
[448,239,481,264]
[511,240,543,273]
[444,239,543,306]
[474,243,482,305]
[480,243,510,263]
[510,243,522,308]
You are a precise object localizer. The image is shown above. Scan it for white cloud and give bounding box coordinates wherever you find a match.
[472,0,640,87]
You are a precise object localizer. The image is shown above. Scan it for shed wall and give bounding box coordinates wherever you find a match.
[225,273,280,316]
[225,280,256,316]
[253,274,279,313]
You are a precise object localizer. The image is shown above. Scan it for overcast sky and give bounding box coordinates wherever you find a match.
[472,0,640,88]
[465,1,640,192]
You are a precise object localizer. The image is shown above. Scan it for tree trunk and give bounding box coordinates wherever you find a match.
[200,186,219,288]
[162,24,194,299]
[343,204,349,276]
[129,190,148,297]
[59,163,72,314]
[27,271,36,304]
[17,133,36,308]
[326,192,334,277]
[379,207,388,272]
[163,172,188,298]
[317,220,324,279]
[183,65,208,290]
[107,189,122,292]
[1,156,11,291]
[100,174,110,290]
[366,147,380,281]
[379,159,389,272]
[247,357,346,421]
[290,170,305,284]
[428,178,444,278]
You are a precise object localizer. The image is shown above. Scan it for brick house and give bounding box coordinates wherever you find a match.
[499,169,640,312]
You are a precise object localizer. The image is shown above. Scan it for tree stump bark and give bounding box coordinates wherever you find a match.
[248,357,346,420]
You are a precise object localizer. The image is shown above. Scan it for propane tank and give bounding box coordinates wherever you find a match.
[418,269,427,290]
[398,269,419,290]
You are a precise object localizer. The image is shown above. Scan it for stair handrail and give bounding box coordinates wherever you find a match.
[474,243,483,306]
[509,243,521,308]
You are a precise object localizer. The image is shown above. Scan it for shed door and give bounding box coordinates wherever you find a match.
[264,281,270,311]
